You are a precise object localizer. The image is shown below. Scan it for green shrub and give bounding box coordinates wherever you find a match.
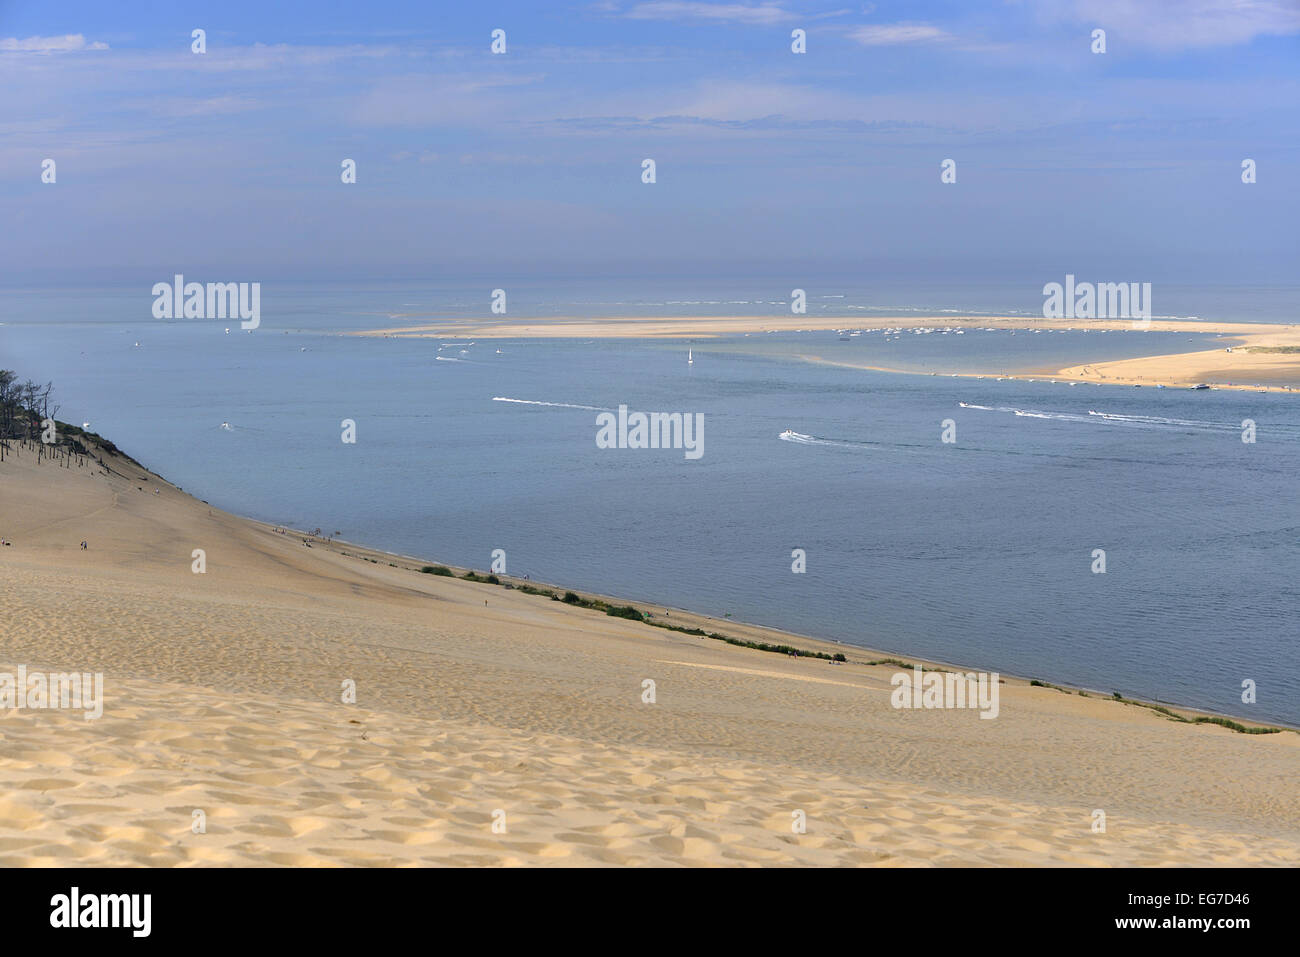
[606,605,644,621]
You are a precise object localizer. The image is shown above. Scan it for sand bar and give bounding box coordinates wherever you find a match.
[354,315,1300,392]
[354,314,1287,340]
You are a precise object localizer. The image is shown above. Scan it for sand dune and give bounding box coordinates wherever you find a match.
[2,437,1297,866]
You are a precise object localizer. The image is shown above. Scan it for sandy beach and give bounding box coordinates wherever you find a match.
[1,433,1297,867]
[355,315,1300,392]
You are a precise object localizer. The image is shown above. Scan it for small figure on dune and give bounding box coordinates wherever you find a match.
[80,540,87,550]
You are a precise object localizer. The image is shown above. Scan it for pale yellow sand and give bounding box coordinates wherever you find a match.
[1050,328,1300,390]
[2,438,1298,866]
[354,314,1300,393]
[353,315,1286,340]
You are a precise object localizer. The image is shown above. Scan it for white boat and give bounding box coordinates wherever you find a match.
[688,348,693,365]
[779,429,795,439]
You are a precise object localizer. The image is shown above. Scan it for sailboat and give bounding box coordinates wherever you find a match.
[688,348,693,365]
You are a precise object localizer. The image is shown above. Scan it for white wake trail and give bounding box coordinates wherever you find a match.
[961,402,1235,431]
[492,397,612,412]
[779,431,873,450]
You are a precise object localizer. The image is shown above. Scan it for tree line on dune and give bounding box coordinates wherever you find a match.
[0,370,58,440]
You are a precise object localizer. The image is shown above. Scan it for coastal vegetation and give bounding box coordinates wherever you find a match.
[0,369,57,440]
[429,572,851,661]
[1108,690,1287,734]
[0,371,140,466]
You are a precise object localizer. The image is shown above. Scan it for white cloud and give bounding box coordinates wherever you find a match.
[139,95,261,118]
[624,2,795,25]
[1038,0,1300,49]
[847,23,950,45]
[347,73,547,127]
[0,34,109,54]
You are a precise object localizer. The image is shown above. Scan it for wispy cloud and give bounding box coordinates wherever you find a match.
[1035,0,1300,50]
[129,95,262,118]
[847,23,950,46]
[346,72,547,127]
[0,34,109,54]
[623,2,796,25]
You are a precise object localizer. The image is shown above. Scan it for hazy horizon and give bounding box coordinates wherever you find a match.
[2,0,1298,284]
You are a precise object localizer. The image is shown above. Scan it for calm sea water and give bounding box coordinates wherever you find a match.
[4,281,1298,725]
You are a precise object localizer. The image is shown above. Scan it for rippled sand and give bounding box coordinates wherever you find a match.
[2,437,1297,866]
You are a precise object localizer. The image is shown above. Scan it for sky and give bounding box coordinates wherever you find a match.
[1,0,1297,284]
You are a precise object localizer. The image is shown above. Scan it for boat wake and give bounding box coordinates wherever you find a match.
[778,430,877,450]
[959,403,1235,431]
[1084,410,1234,430]
[492,397,611,412]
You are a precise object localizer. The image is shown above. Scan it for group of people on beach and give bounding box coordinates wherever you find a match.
[0,538,85,548]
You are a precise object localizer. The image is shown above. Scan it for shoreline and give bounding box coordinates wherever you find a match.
[5,430,1300,865]
[244,504,1289,728]
[353,314,1300,392]
[4,429,1290,733]
[268,521,1297,734]
[352,314,1291,339]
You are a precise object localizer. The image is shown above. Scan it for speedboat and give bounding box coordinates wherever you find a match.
[779,429,796,439]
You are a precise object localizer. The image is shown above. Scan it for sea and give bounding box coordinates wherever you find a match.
[3,278,1297,726]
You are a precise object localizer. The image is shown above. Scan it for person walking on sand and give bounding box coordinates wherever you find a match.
[80,540,87,550]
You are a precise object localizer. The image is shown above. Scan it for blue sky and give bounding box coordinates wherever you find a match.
[2,0,1297,282]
